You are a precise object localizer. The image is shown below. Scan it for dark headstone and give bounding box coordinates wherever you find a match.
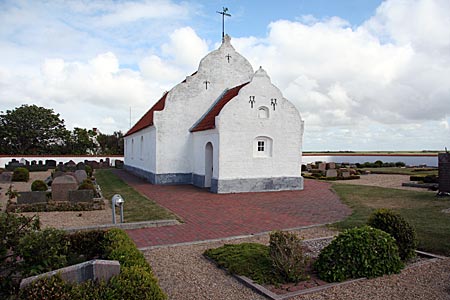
[76,162,85,170]
[438,153,450,194]
[69,189,94,203]
[57,162,64,171]
[45,160,57,167]
[0,172,12,183]
[114,160,124,169]
[17,191,48,205]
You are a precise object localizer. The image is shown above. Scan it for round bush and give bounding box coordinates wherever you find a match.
[31,180,48,191]
[368,209,417,261]
[12,167,29,182]
[79,179,96,191]
[314,226,404,282]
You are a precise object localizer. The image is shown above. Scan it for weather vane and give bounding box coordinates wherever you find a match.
[217,7,231,41]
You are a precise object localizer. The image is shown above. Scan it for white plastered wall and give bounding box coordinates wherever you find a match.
[216,68,304,180]
[191,129,219,178]
[123,126,157,173]
[152,35,253,175]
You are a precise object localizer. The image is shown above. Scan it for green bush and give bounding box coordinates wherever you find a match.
[18,274,74,300]
[269,230,309,282]
[367,209,418,261]
[0,212,40,298]
[18,228,69,276]
[66,230,106,264]
[12,167,29,182]
[79,180,96,191]
[314,226,404,282]
[31,180,48,191]
[108,265,167,300]
[204,243,281,284]
[85,165,93,177]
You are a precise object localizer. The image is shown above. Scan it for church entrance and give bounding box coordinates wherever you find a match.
[205,142,213,188]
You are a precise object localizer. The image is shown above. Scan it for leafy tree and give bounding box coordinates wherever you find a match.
[67,127,98,155]
[0,105,69,154]
[97,131,124,155]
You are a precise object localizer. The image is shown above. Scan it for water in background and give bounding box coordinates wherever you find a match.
[302,155,438,167]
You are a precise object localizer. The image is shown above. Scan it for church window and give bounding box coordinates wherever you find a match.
[254,136,273,158]
[140,136,144,160]
[257,141,265,151]
[258,106,269,118]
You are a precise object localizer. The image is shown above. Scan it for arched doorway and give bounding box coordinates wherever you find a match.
[205,142,213,188]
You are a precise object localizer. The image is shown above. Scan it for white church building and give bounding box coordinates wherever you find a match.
[124,35,304,193]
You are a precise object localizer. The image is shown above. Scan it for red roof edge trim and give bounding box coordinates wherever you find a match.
[190,82,249,132]
[124,92,168,137]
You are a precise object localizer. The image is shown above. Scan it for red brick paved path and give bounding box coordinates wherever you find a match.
[115,170,351,248]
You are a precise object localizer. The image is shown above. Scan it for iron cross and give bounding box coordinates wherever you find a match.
[217,7,231,41]
[225,54,232,63]
[203,80,210,90]
[271,98,277,110]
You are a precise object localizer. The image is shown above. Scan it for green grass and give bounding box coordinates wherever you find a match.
[332,183,450,256]
[95,169,178,223]
[204,243,282,284]
[358,167,438,176]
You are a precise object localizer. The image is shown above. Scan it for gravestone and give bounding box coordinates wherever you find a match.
[326,169,338,178]
[438,153,450,194]
[0,172,12,183]
[76,162,85,170]
[341,171,350,178]
[327,162,336,169]
[57,162,65,171]
[20,259,120,289]
[52,175,78,201]
[45,160,57,168]
[53,170,65,179]
[69,190,94,203]
[318,163,327,171]
[17,191,48,205]
[115,160,124,169]
[74,170,87,184]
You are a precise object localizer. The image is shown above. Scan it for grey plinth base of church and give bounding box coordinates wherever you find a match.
[125,165,303,193]
[123,35,305,194]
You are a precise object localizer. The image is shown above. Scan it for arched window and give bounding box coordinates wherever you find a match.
[258,106,269,119]
[140,136,144,160]
[253,136,273,157]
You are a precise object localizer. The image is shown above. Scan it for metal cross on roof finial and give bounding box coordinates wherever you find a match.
[217,7,231,42]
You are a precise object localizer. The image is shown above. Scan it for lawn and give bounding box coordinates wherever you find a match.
[332,183,450,256]
[95,169,178,223]
[358,167,438,176]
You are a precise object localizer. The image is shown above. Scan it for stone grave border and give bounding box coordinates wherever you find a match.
[205,235,446,300]
[63,219,180,233]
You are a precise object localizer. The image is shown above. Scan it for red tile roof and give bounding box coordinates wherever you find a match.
[124,92,168,137]
[190,82,249,132]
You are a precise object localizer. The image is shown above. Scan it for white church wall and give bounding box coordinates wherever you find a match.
[191,129,219,187]
[123,126,157,175]
[152,36,253,179]
[215,68,304,193]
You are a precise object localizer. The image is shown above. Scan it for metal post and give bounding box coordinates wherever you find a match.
[120,204,124,223]
[112,199,116,224]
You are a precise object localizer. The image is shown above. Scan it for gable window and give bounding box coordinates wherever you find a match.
[258,106,269,119]
[257,141,265,152]
[254,136,272,157]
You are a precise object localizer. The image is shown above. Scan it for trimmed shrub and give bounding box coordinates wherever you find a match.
[85,165,93,177]
[368,209,418,261]
[79,179,96,191]
[66,230,106,264]
[107,265,167,300]
[18,228,69,276]
[314,226,404,282]
[18,274,74,300]
[12,167,29,182]
[269,230,309,282]
[31,180,48,191]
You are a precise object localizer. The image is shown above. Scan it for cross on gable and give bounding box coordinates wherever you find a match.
[225,54,232,63]
[216,7,231,41]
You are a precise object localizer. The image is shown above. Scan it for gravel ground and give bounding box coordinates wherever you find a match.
[145,226,450,300]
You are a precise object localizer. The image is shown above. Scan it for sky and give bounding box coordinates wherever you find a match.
[1,0,449,151]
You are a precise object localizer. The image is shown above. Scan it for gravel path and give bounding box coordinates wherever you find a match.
[145,226,450,300]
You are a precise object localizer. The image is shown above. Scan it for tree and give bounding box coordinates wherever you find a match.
[97,131,124,155]
[67,127,98,155]
[0,105,69,154]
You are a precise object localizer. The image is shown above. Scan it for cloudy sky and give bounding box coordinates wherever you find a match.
[1,0,449,151]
